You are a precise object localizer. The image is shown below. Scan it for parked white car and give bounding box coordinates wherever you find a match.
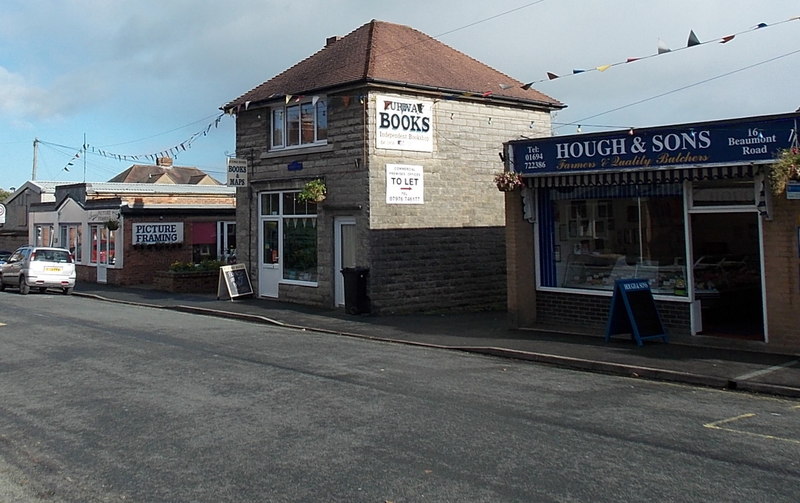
[0,246,76,295]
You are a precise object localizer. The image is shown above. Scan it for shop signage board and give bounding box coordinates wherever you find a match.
[217,263,253,300]
[605,279,669,346]
[509,113,799,175]
[0,203,5,224]
[132,222,184,245]
[226,158,248,187]
[375,95,433,152]
[386,164,424,204]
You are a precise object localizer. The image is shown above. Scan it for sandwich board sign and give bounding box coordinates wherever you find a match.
[605,279,668,346]
[217,263,253,300]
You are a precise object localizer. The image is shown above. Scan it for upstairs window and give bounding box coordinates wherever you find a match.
[271,97,327,149]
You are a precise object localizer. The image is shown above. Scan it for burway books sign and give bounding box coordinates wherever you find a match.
[375,95,433,152]
[509,113,799,176]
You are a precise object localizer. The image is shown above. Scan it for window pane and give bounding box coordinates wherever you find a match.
[692,179,755,207]
[260,193,280,216]
[286,105,300,146]
[263,220,279,264]
[316,100,327,140]
[283,217,317,282]
[300,102,315,144]
[544,191,687,296]
[272,108,284,148]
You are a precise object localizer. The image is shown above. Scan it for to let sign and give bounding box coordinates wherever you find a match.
[386,164,424,205]
[227,158,248,187]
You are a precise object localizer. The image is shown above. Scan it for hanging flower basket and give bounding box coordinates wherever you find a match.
[298,179,327,203]
[105,219,120,231]
[494,171,524,192]
[767,147,800,197]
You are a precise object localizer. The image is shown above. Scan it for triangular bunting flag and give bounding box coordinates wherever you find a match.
[755,22,768,29]
[546,72,559,80]
[657,39,671,54]
[720,35,735,43]
[596,64,611,72]
[626,57,641,63]
[521,82,533,90]
[572,69,586,74]
[285,95,292,104]
[687,30,701,47]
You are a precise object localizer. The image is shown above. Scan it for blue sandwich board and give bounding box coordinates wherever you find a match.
[605,279,669,346]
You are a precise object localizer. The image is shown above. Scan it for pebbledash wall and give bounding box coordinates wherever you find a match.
[504,112,800,351]
[233,89,555,313]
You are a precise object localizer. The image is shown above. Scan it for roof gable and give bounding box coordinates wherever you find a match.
[108,165,221,185]
[225,20,562,110]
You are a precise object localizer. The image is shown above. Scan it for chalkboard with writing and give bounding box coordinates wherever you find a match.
[217,264,254,300]
[605,279,668,346]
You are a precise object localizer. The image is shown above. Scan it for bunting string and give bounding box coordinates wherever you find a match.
[521,16,799,88]
[59,113,227,170]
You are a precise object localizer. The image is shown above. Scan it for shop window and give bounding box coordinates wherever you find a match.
[35,225,54,247]
[90,225,116,266]
[192,222,217,263]
[538,184,687,296]
[259,191,318,283]
[691,178,756,207]
[59,224,82,262]
[269,98,327,150]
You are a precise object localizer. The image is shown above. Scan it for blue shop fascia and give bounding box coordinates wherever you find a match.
[503,111,800,347]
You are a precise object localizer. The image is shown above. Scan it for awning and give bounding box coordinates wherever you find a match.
[526,164,759,188]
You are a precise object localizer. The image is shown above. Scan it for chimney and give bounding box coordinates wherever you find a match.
[325,36,341,47]
[156,157,173,168]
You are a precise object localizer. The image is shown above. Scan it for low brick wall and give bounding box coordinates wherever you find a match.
[152,270,218,293]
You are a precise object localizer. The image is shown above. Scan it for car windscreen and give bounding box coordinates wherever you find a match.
[33,250,72,263]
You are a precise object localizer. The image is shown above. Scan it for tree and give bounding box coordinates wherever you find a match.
[0,188,11,203]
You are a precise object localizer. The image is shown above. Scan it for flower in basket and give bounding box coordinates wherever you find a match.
[298,179,327,203]
[494,171,524,191]
[767,147,800,196]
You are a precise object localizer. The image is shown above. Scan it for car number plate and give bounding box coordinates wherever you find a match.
[44,266,62,272]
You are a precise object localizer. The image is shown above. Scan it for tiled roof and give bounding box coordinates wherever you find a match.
[108,165,221,185]
[224,20,563,110]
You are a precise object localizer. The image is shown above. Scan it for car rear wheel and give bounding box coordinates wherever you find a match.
[62,287,73,295]
[19,277,30,295]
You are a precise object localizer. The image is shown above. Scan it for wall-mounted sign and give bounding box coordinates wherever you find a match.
[132,222,184,244]
[227,158,248,187]
[375,95,433,152]
[509,112,799,175]
[288,161,303,171]
[386,164,424,205]
[0,203,5,225]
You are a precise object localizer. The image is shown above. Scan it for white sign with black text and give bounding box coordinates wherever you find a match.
[375,95,433,152]
[226,158,249,187]
[132,222,184,244]
[386,164,424,205]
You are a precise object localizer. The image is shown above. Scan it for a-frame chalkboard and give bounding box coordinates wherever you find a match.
[605,279,668,346]
[217,264,254,301]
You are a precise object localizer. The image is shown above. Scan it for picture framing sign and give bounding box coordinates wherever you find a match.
[217,263,254,300]
[386,164,424,205]
[227,157,249,187]
[375,95,433,152]
[605,278,669,346]
[132,222,184,245]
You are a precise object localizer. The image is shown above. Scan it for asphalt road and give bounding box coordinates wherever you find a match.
[0,292,799,502]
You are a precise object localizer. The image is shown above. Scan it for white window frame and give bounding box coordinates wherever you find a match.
[270,97,327,150]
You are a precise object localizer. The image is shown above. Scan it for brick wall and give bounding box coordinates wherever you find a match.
[368,226,507,314]
[762,196,800,349]
[535,290,691,336]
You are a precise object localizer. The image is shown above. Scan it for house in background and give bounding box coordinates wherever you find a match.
[0,181,58,252]
[15,158,236,287]
[223,19,563,314]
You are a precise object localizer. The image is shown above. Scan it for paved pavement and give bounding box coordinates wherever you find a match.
[71,284,800,399]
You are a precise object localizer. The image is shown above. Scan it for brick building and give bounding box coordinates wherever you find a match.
[222,20,563,314]
[504,112,800,351]
[25,161,236,286]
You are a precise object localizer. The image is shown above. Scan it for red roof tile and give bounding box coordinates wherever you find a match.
[224,20,563,110]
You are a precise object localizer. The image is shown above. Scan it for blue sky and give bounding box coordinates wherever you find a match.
[1,0,797,192]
